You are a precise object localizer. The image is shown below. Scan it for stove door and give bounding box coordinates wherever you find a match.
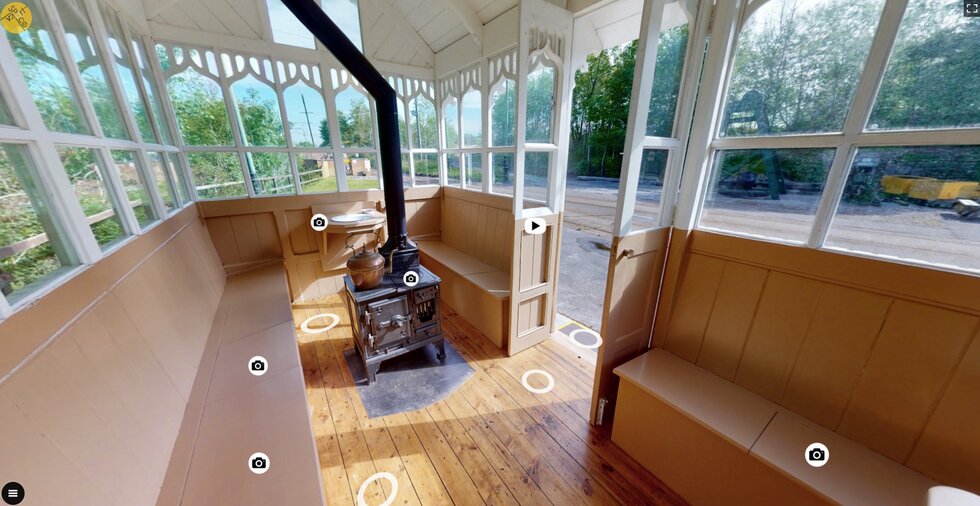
[368,295,413,350]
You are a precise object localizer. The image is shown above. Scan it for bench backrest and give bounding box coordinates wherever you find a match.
[441,187,514,273]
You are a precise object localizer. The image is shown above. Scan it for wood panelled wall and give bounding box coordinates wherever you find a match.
[656,231,980,493]
[198,187,443,301]
[0,206,226,505]
[441,186,513,273]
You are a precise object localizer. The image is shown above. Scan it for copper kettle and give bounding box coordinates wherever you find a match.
[346,233,385,290]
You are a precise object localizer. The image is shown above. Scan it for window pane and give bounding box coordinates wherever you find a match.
[631,150,670,231]
[465,153,483,191]
[322,0,363,51]
[147,152,177,212]
[132,37,172,144]
[248,152,293,195]
[110,150,157,228]
[401,153,411,187]
[409,96,437,149]
[646,23,688,137]
[414,153,438,186]
[868,0,980,131]
[101,5,155,142]
[168,69,234,145]
[232,76,286,146]
[397,100,408,148]
[1,144,76,301]
[7,2,90,134]
[491,79,515,146]
[721,0,885,137]
[462,90,482,147]
[524,151,550,209]
[60,0,130,139]
[491,152,514,196]
[826,146,980,271]
[336,88,374,148]
[443,98,459,149]
[700,148,835,243]
[57,146,128,248]
[297,152,338,193]
[265,0,315,49]
[167,153,190,205]
[527,63,555,143]
[0,88,14,125]
[447,153,461,186]
[187,152,245,199]
[283,83,329,147]
[344,153,379,190]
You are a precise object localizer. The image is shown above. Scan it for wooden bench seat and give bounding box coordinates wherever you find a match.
[612,349,978,506]
[418,239,509,346]
[159,263,324,506]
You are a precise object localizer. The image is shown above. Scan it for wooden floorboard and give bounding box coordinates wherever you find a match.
[294,297,686,506]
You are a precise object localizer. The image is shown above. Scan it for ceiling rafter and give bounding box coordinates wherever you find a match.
[366,0,436,66]
[445,0,483,48]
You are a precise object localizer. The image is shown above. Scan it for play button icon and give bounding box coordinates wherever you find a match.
[524,217,546,235]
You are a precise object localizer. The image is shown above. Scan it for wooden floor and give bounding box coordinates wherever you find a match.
[293,295,685,506]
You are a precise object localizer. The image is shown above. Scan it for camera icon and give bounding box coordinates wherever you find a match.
[310,213,328,232]
[248,452,270,474]
[248,356,268,377]
[403,270,419,287]
[805,442,829,468]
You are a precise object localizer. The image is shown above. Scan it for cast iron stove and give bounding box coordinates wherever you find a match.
[343,267,444,383]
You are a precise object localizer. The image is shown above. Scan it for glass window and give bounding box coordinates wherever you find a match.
[344,153,379,190]
[490,79,515,146]
[491,152,514,196]
[56,146,129,248]
[414,153,438,186]
[527,63,556,144]
[265,0,316,49]
[231,76,286,147]
[443,98,459,149]
[167,153,190,205]
[646,23,689,138]
[0,89,14,126]
[247,152,294,195]
[868,0,980,131]
[409,96,437,149]
[336,88,374,148]
[461,90,481,147]
[283,83,329,147]
[631,150,670,231]
[60,0,130,139]
[465,153,482,191]
[397,100,408,147]
[322,0,363,51]
[7,2,90,134]
[167,69,234,146]
[297,152,337,193]
[523,152,550,208]
[147,152,177,212]
[131,36,172,144]
[401,153,411,187]
[110,151,157,228]
[721,0,885,137]
[700,148,835,243]
[100,5,154,142]
[826,146,980,271]
[1,144,77,301]
[447,153,461,186]
[186,151,245,199]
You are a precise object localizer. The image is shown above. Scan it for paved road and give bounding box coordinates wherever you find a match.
[556,226,611,332]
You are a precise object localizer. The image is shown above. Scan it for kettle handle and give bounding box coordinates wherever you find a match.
[345,231,381,252]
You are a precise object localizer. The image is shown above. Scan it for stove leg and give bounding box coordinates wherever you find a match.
[366,362,380,384]
[436,339,446,361]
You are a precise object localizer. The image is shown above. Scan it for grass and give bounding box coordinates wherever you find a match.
[302,176,378,193]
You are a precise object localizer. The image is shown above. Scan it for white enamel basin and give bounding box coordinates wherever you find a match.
[330,213,374,223]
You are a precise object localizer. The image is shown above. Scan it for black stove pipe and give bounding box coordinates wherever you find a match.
[282,0,415,260]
